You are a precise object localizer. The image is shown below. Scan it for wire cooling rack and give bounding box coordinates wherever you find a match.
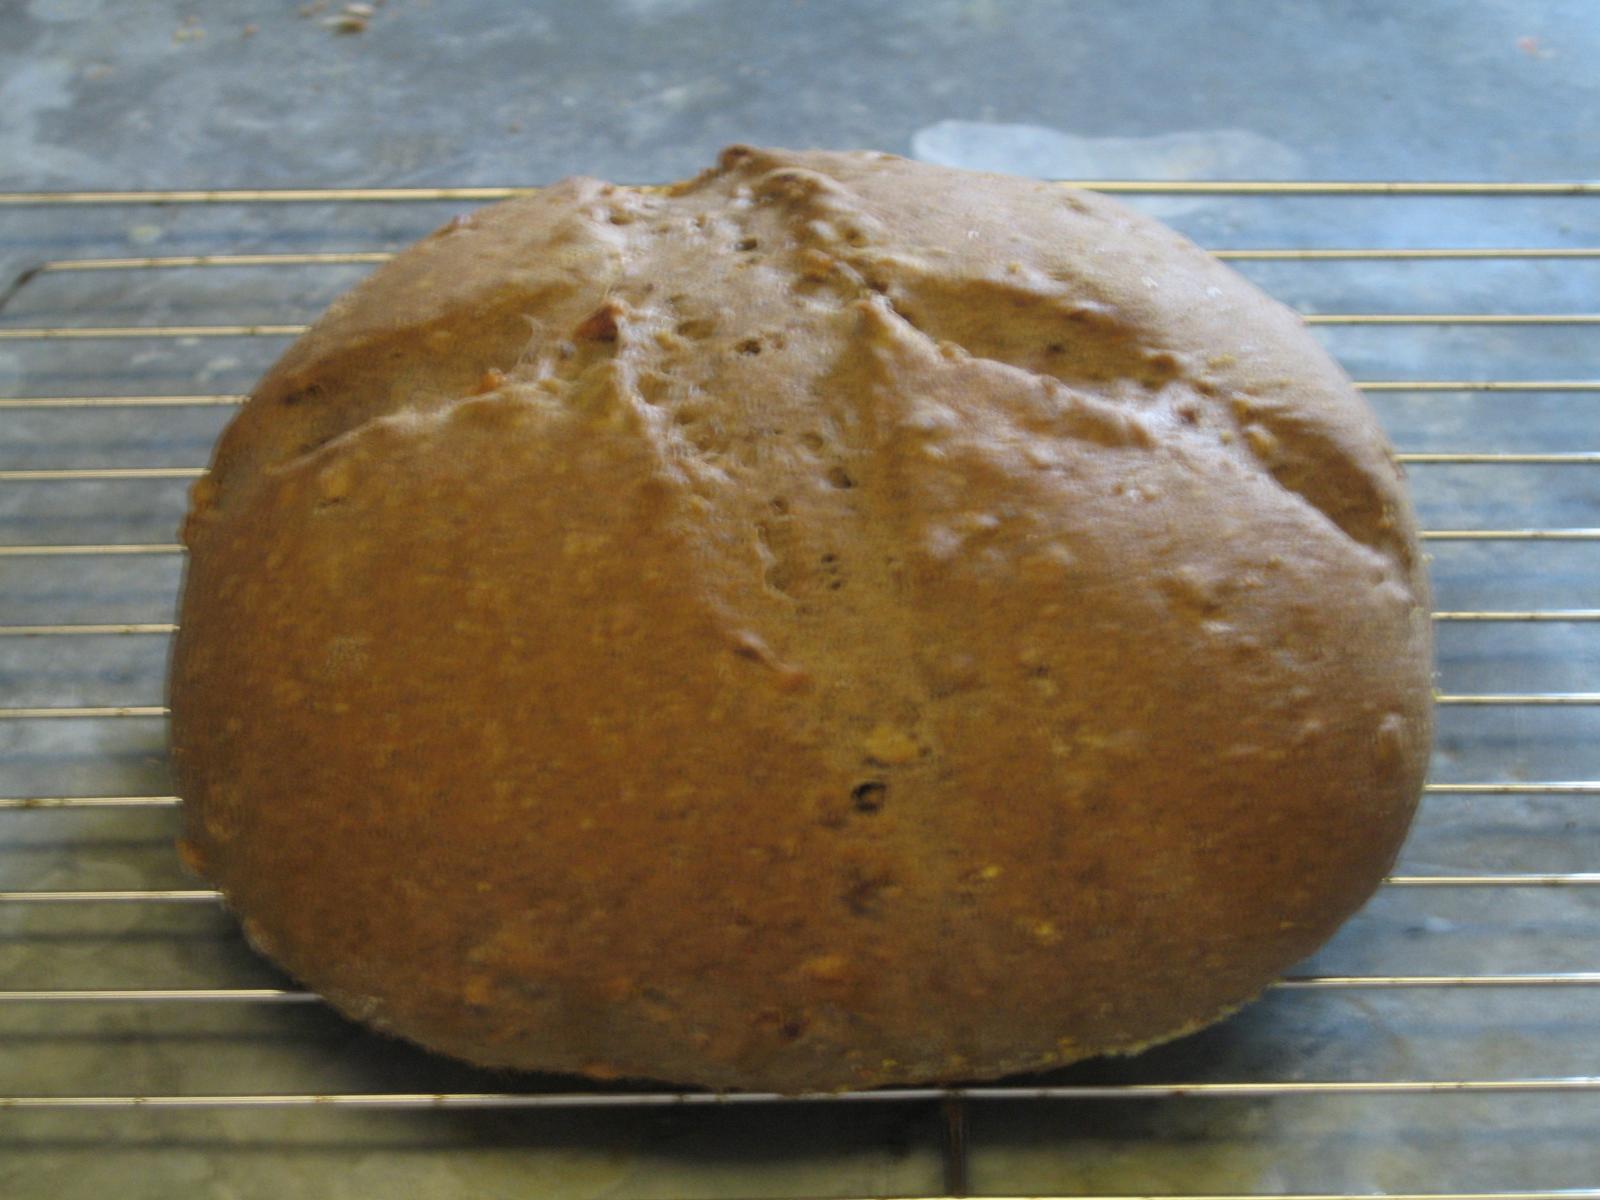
[1,179,1598,1199]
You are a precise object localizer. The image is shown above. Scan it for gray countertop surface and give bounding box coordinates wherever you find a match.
[7,0,1600,189]
[3,2,1599,1198]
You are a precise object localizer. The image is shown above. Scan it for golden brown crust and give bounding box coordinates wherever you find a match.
[170,146,1432,1092]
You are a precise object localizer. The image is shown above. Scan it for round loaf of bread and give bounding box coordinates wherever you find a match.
[170,146,1432,1093]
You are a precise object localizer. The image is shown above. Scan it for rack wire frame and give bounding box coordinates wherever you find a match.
[1,178,1598,1198]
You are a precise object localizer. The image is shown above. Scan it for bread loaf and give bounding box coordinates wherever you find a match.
[170,146,1432,1092]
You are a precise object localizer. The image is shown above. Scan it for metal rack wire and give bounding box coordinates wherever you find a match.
[1,179,1598,1198]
